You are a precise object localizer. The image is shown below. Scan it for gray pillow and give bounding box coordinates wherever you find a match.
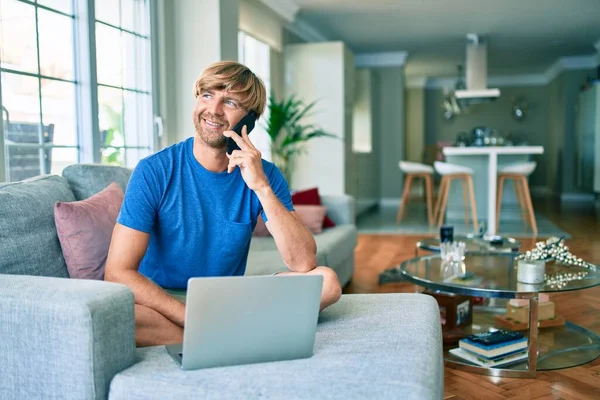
[62,164,133,200]
[0,175,75,277]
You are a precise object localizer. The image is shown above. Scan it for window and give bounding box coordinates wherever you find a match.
[0,0,156,182]
[238,31,271,161]
[96,0,153,168]
[0,0,78,182]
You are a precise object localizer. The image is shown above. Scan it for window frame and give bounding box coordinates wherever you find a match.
[0,0,160,182]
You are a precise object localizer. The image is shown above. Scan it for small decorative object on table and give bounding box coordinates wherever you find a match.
[517,259,545,284]
[424,289,473,344]
[515,236,595,289]
[494,293,566,331]
[494,236,596,331]
[440,225,454,243]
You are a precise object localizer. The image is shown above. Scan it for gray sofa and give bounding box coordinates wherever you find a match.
[0,164,444,400]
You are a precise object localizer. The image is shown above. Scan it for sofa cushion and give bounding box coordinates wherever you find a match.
[292,187,336,228]
[108,293,444,400]
[313,224,357,269]
[248,225,356,271]
[54,182,124,280]
[253,205,328,236]
[62,164,132,200]
[0,175,75,277]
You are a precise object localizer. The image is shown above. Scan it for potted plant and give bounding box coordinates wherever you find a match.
[264,92,336,187]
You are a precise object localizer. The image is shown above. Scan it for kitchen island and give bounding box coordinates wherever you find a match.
[441,146,544,234]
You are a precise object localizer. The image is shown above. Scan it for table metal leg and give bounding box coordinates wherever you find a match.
[525,293,539,377]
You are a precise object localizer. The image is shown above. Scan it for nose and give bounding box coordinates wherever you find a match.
[208,97,224,116]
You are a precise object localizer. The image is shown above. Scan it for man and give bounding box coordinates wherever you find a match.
[105,61,342,347]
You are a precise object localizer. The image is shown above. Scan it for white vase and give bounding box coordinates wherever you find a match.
[517,259,546,284]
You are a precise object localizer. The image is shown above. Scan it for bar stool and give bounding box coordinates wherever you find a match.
[496,162,538,234]
[433,161,478,230]
[396,161,434,225]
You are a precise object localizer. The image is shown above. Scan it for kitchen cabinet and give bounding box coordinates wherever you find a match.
[575,83,600,193]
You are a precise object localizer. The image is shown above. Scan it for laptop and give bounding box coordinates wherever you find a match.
[165,274,323,370]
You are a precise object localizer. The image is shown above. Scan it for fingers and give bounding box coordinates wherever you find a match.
[226,148,263,174]
[241,125,257,150]
[227,152,248,173]
[224,125,257,151]
[223,128,249,151]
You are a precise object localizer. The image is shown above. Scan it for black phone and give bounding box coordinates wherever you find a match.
[226,110,257,154]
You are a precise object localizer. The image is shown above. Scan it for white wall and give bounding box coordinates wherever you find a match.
[160,0,240,145]
[239,0,284,52]
[353,69,372,153]
[283,42,355,195]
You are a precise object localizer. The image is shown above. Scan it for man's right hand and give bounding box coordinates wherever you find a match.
[104,223,186,327]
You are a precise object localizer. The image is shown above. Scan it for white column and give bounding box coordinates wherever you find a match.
[487,150,498,234]
[160,0,240,145]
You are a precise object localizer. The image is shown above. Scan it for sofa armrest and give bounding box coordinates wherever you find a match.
[320,194,356,225]
[0,274,136,400]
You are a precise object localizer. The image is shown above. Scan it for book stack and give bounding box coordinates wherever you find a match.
[449,330,529,368]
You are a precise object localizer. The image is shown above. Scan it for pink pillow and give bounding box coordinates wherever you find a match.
[253,215,271,237]
[54,182,124,280]
[252,205,328,236]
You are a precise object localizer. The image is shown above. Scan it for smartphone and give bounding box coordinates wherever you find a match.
[226,110,257,154]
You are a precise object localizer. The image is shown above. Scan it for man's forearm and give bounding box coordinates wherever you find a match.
[107,270,186,327]
[255,186,317,272]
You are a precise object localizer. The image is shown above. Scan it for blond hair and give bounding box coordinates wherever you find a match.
[193,61,267,116]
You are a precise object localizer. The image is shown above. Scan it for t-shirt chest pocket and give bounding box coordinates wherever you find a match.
[209,219,253,274]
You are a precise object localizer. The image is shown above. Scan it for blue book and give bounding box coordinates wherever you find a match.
[464,330,523,346]
[459,336,528,358]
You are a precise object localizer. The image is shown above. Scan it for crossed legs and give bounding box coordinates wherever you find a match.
[275,265,342,311]
[134,266,342,347]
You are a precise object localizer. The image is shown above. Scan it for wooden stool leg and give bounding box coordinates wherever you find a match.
[519,176,538,234]
[462,176,469,226]
[496,176,506,234]
[433,176,448,224]
[467,175,479,232]
[396,174,413,223]
[437,177,451,228]
[424,174,434,226]
[513,178,529,227]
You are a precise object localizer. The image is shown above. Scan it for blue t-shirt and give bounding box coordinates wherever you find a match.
[117,137,294,289]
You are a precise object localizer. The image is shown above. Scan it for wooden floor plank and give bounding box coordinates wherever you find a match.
[502,381,552,399]
[348,198,600,399]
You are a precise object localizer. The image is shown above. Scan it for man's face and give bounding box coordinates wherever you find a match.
[193,89,247,149]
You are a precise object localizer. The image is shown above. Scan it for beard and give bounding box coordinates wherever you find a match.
[193,112,229,149]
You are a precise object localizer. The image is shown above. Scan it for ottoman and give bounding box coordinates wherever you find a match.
[109,293,443,400]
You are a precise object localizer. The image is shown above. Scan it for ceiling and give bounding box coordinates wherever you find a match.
[292,0,600,78]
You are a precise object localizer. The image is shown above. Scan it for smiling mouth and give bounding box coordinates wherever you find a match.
[203,118,226,129]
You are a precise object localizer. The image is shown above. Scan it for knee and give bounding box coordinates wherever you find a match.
[315,266,342,302]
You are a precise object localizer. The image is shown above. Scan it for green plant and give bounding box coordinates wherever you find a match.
[100,104,124,166]
[265,92,336,187]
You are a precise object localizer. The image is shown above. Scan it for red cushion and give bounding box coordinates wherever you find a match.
[291,187,336,228]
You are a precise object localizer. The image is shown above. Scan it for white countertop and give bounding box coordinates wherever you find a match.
[443,146,544,156]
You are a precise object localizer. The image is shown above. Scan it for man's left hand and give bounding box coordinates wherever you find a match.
[224,125,269,192]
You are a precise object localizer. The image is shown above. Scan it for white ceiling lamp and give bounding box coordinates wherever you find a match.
[454,34,501,103]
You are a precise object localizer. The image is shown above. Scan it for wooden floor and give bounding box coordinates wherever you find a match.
[344,198,600,399]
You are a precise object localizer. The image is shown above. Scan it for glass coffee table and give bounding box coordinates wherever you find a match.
[398,252,600,378]
[416,234,521,256]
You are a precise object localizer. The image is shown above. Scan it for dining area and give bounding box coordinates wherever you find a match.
[395,126,544,236]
